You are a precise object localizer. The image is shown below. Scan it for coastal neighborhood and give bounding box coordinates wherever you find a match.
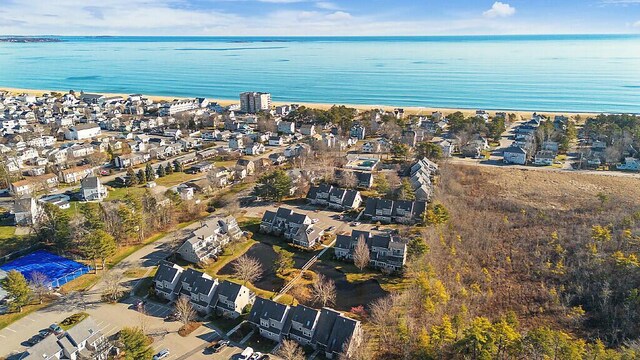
[0,88,638,360]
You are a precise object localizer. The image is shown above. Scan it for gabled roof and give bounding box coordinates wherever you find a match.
[326,316,359,355]
[80,176,100,189]
[216,280,243,302]
[312,308,341,346]
[248,297,289,328]
[154,261,184,284]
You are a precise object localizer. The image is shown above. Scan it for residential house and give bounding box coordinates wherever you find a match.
[12,197,40,225]
[534,150,556,166]
[503,146,528,165]
[268,136,284,146]
[58,165,94,184]
[189,273,220,314]
[64,123,101,140]
[278,121,295,134]
[80,176,107,201]
[312,308,362,359]
[10,174,59,196]
[282,305,320,345]
[362,198,426,225]
[361,141,380,154]
[300,124,316,136]
[114,153,150,169]
[247,297,291,342]
[153,262,185,301]
[334,230,407,272]
[212,280,255,318]
[244,143,265,155]
[350,124,366,140]
[176,216,242,264]
[21,317,111,360]
[307,185,362,211]
[236,159,256,176]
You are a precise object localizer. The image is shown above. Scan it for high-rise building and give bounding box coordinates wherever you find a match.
[240,92,272,113]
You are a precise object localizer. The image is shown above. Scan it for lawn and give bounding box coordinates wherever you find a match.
[0,226,30,256]
[105,186,147,201]
[154,172,202,187]
[123,267,149,278]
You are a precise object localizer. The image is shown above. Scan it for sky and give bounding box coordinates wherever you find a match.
[0,0,639,36]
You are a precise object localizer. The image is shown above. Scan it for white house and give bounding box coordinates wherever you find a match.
[64,123,101,140]
[503,146,527,165]
[80,176,107,201]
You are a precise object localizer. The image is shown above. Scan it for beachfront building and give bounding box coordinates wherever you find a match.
[159,99,200,116]
[240,92,271,113]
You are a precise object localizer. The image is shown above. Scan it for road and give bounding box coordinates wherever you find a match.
[0,215,229,359]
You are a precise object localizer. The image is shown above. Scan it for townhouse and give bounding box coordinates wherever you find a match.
[10,174,59,196]
[362,198,427,225]
[176,216,243,264]
[260,207,324,248]
[58,165,95,184]
[306,184,363,211]
[334,230,408,272]
[247,297,362,359]
[22,317,111,360]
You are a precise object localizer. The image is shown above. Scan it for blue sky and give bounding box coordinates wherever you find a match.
[0,0,639,35]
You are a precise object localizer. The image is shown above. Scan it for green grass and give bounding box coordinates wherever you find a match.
[0,226,30,256]
[60,273,101,293]
[106,186,147,201]
[154,172,202,187]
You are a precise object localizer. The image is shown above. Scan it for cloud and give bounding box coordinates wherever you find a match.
[325,11,351,21]
[483,2,516,18]
[316,1,340,10]
[634,20,640,27]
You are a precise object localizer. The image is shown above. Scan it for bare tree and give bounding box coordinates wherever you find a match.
[232,255,263,285]
[353,235,370,271]
[339,170,358,189]
[101,273,123,303]
[174,295,196,325]
[277,339,306,360]
[28,271,50,304]
[311,274,336,307]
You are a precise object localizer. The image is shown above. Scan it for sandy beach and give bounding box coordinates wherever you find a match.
[0,86,601,119]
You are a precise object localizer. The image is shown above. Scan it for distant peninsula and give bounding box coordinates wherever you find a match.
[0,37,62,43]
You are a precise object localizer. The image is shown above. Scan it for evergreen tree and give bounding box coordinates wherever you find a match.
[34,203,72,252]
[1,270,32,312]
[165,163,174,175]
[157,164,166,177]
[144,163,154,181]
[137,169,146,184]
[398,178,415,201]
[81,229,117,271]
[125,168,136,187]
[119,327,153,360]
[254,169,293,202]
[173,160,183,173]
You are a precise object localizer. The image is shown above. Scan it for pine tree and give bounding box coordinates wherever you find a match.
[144,163,154,181]
[137,169,146,184]
[125,168,136,187]
[157,164,166,177]
[165,163,174,175]
[173,160,183,173]
[254,169,293,202]
[1,270,32,312]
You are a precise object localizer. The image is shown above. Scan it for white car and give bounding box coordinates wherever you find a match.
[153,349,170,360]
[312,218,319,224]
[239,347,254,360]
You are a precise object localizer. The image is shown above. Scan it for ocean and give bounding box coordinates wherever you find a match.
[1,35,639,113]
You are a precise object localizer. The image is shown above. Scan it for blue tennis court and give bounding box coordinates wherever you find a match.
[0,250,91,288]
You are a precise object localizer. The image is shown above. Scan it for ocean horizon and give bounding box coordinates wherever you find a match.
[1,34,639,113]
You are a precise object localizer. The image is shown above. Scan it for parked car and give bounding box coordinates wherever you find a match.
[249,352,263,360]
[312,218,319,224]
[153,348,170,360]
[326,226,336,232]
[165,312,178,321]
[49,324,63,335]
[39,329,52,337]
[258,355,271,360]
[210,339,230,353]
[26,334,43,346]
[350,221,361,226]
[239,347,254,360]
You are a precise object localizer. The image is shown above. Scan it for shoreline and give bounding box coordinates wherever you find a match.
[0,86,603,118]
